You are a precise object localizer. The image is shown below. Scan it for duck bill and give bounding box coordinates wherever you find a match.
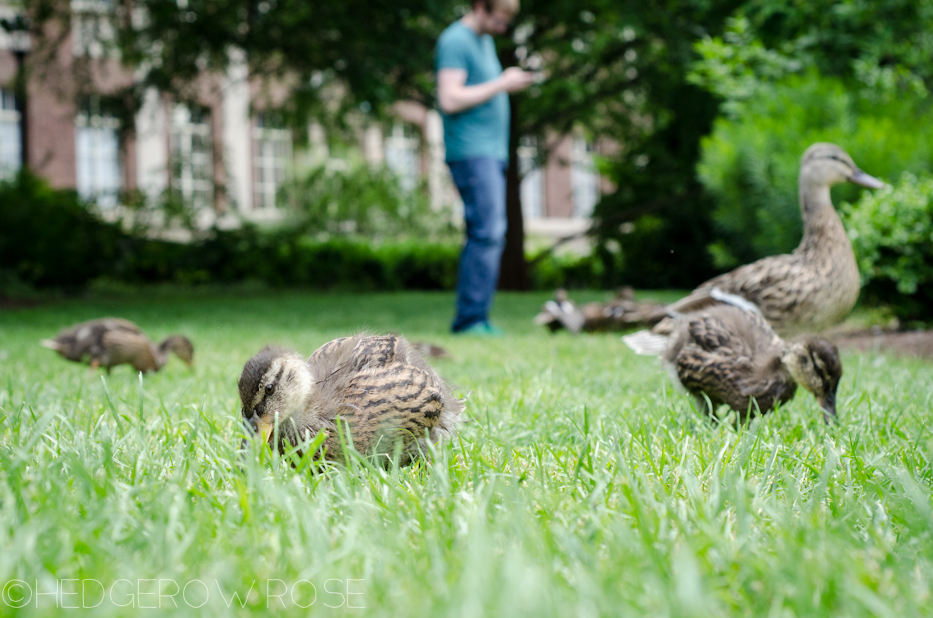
[849,171,885,189]
[818,393,837,424]
[245,413,275,444]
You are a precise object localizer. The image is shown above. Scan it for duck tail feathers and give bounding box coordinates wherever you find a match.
[622,330,669,356]
[39,339,63,352]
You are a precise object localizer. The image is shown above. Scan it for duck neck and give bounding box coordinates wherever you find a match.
[156,339,173,369]
[796,179,848,256]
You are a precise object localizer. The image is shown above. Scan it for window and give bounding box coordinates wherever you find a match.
[519,136,544,219]
[571,136,600,218]
[0,89,21,179]
[76,97,121,208]
[170,105,213,210]
[384,122,421,193]
[252,113,291,209]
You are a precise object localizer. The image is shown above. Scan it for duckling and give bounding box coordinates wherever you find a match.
[40,318,194,373]
[534,287,664,333]
[534,289,585,333]
[661,143,884,336]
[237,334,464,466]
[623,305,842,423]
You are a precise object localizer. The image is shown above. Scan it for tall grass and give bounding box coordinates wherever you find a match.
[0,290,931,616]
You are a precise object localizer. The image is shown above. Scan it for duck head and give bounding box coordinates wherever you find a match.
[781,336,843,423]
[159,335,195,368]
[237,346,315,444]
[800,143,885,190]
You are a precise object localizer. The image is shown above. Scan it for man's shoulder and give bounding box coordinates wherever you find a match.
[438,21,474,49]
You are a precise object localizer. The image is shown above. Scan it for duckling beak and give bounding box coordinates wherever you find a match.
[849,171,885,189]
[817,392,837,424]
[246,413,275,444]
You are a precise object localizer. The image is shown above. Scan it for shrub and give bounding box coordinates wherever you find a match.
[278,165,458,241]
[842,173,933,320]
[1,171,607,293]
[0,172,127,288]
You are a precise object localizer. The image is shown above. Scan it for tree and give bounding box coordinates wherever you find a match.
[34,0,744,288]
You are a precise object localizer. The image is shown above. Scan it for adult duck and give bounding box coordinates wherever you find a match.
[664,143,883,336]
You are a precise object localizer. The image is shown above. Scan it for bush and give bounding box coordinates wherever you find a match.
[0,172,127,288]
[278,165,457,241]
[1,171,610,293]
[0,172,462,292]
[697,71,933,268]
[842,173,933,320]
[118,229,463,291]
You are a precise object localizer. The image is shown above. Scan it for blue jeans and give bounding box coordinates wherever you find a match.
[448,158,508,332]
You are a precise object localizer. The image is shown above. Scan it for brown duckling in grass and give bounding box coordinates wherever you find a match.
[40,317,194,373]
[624,305,842,423]
[237,334,464,466]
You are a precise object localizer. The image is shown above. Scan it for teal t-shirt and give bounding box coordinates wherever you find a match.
[435,21,509,162]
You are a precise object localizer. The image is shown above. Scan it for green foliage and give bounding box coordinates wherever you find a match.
[530,251,603,290]
[0,172,126,288]
[278,165,456,241]
[120,229,464,291]
[585,0,745,288]
[688,17,803,117]
[842,173,933,320]
[742,0,933,94]
[0,172,461,291]
[697,72,933,267]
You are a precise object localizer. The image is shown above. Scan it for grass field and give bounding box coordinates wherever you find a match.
[1,289,932,616]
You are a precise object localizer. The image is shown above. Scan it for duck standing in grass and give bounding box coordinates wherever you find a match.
[624,305,842,423]
[651,143,883,336]
[237,334,464,465]
[40,318,194,373]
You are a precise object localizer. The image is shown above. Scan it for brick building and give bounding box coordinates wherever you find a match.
[0,3,607,246]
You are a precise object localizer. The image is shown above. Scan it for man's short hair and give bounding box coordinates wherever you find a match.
[478,0,519,15]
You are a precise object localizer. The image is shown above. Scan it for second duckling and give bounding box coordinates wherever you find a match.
[623,305,842,423]
[237,334,464,465]
[40,317,194,373]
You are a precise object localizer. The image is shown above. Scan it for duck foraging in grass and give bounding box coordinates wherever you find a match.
[623,305,842,423]
[40,318,194,373]
[237,334,464,465]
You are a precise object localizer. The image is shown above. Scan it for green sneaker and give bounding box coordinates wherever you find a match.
[455,321,505,337]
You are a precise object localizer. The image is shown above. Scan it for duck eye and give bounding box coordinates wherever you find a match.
[265,383,275,395]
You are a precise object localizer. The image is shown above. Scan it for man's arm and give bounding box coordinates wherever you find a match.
[437,67,535,115]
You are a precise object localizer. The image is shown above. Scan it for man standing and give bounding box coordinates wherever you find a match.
[436,0,534,335]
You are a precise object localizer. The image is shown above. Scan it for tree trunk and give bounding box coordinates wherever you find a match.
[497,81,530,290]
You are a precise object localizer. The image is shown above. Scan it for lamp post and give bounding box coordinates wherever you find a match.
[1,15,31,171]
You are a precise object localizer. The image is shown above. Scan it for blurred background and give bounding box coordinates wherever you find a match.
[2,0,933,320]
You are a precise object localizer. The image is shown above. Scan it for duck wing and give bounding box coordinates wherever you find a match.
[100,330,161,371]
[674,306,791,416]
[41,318,143,362]
[669,254,815,330]
[671,309,759,412]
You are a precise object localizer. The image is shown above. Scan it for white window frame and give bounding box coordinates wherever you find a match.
[170,105,213,210]
[75,99,121,208]
[252,114,291,209]
[383,121,421,193]
[0,88,21,180]
[519,136,544,219]
[571,136,600,218]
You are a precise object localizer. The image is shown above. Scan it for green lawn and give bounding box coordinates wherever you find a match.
[1,290,931,617]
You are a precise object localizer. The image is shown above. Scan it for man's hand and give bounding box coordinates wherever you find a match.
[497,67,535,93]
[437,66,537,114]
